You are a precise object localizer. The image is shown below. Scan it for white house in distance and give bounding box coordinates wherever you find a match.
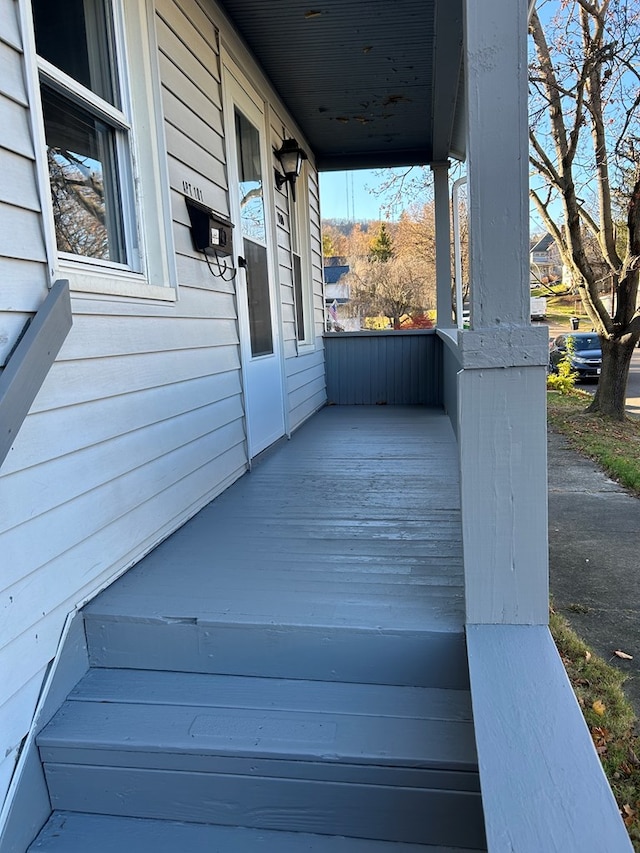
[0,1,631,851]
[324,257,359,331]
[530,232,562,288]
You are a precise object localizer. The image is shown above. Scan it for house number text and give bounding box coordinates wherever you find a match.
[183,180,204,202]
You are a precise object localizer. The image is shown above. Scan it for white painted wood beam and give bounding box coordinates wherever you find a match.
[467,625,633,851]
[458,0,549,624]
[459,366,549,623]
[464,0,530,328]
[432,163,454,329]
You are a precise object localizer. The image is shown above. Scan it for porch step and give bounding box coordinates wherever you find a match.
[30,812,483,852]
[83,612,469,689]
[36,668,485,848]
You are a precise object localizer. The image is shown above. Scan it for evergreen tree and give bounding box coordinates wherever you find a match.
[369,222,394,262]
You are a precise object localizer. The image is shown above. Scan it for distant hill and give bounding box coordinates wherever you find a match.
[321,219,375,236]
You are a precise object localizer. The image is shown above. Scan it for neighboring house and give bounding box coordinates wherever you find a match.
[0,1,630,851]
[530,232,562,287]
[323,259,356,330]
[323,260,350,304]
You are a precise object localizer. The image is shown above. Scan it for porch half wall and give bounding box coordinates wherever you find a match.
[324,330,443,406]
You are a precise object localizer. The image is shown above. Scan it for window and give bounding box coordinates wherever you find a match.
[289,163,313,347]
[32,0,137,269]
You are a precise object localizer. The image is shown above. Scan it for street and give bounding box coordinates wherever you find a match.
[545,322,640,414]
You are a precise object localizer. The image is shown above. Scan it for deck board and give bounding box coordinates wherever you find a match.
[30,812,482,852]
[85,406,463,635]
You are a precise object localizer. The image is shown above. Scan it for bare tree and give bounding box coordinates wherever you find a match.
[346,255,429,329]
[47,148,110,259]
[342,211,436,327]
[529,0,640,418]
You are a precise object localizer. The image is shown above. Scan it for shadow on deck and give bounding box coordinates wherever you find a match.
[29,406,487,851]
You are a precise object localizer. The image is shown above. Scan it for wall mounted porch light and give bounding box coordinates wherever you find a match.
[274,137,307,201]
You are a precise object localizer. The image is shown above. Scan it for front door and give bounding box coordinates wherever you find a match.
[223,63,285,457]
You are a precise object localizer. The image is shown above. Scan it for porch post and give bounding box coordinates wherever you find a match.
[431,162,453,329]
[459,0,549,624]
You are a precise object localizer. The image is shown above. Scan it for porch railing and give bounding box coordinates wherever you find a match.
[0,279,72,469]
[323,329,442,406]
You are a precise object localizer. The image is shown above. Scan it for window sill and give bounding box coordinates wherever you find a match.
[60,263,177,302]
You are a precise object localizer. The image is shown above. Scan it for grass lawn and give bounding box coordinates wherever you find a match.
[551,608,640,848]
[547,390,640,494]
[548,389,640,847]
[531,286,591,327]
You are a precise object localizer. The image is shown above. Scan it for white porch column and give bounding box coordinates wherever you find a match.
[459,0,549,624]
[431,162,453,329]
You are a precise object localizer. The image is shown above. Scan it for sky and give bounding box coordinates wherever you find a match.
[319,169,408,222]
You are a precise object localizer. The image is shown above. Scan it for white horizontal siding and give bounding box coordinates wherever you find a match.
[2,420,245,645]
[0,3,50,801]
[268,113,326,436]
[0,34,28,106]
[0,391,244,540]
[0,0,21,50]
[0,94,34,158]
[0,0,249,810]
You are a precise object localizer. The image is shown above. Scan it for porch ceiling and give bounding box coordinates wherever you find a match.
[217,0,465,170]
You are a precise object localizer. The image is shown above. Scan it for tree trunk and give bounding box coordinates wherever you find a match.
[586,336,636,419]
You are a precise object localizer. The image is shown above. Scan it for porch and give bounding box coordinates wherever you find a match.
[29,401,487,851]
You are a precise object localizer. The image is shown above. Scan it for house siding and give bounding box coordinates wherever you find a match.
[0,0,49,369]
[0,0,324,809]
[270,119,326,432]
[0,0,51,795]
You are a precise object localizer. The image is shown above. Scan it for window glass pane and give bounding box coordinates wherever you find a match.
[41,84,126,262]
[32,0,118,106]
[234,109,265,243]
[293,253,305,342]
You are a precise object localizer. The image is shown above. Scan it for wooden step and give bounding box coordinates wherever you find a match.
[83,613,469,689]
[37,669,485,848]
[29,812,485,852]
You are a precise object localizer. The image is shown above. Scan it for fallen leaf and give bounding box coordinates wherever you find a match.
[614,649,633,660]
[592,699,606,716]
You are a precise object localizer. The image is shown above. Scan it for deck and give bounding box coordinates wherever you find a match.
[29,406,487,851]
[84,404,467,683]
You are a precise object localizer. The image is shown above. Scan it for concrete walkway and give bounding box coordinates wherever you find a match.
[548,431,640,715]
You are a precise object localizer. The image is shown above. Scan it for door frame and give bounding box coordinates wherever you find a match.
[221,51,286,459]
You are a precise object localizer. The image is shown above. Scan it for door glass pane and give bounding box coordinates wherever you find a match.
[234,107,272,356]
[41,84,126,262]
[234,109,265,242]
[245,240,273,357]
[32,0,118,106]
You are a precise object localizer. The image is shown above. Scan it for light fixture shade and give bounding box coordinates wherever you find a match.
[275,138,307,180]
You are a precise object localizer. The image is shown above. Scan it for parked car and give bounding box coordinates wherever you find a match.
[549,332,602,380]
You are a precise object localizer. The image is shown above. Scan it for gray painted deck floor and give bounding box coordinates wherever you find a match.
[86,406,464,642]
[31,408,487,850]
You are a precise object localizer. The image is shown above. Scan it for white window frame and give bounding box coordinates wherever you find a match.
[21,0,177,301]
